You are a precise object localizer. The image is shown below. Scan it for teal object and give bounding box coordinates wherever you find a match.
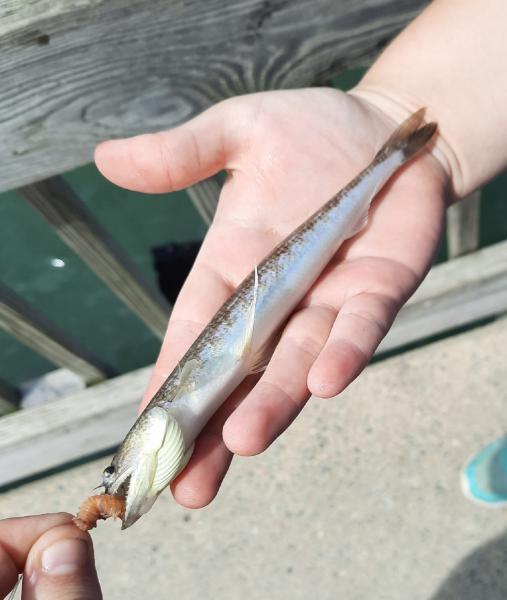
[461,436,507,507]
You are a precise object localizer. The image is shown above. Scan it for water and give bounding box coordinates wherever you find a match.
[0,168,206,386]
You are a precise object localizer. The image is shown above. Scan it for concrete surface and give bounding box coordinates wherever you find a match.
[2,318,507,600]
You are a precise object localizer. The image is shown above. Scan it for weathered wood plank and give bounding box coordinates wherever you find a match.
[187,176,222,225]
[0,0,429,193]
[379,239,507,353]
[0,378,20,414]
[1,240,507,487]
[0,283,111,384]
[446,190,481,259]
[0,366,149,486]
[19,176,171,339]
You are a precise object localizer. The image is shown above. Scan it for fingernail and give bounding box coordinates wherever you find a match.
[41,539,89,575]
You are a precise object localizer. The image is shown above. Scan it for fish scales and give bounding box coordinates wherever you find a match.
[150,162,385,405]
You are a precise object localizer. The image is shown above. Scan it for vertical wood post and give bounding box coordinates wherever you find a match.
[0,379,20,414]
[447,190,481,259]
[187,176,222,225]
[19,176,171,339]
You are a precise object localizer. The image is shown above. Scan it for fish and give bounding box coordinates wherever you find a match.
[99,108,437,529]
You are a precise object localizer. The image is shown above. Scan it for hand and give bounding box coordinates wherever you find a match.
[0,513,101,599]
[95,88,449,508]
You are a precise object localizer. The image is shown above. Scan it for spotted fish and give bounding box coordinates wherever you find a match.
[99,109,437,529]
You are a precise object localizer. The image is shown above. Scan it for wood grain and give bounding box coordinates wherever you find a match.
[19,176,171,338]
[446,190,481,259]
[0,282,111,384]
[1,240,507,486]
[0,0,428,193]
[0,365,149,486]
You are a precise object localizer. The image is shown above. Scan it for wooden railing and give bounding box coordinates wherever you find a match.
[0,0,425,406]
[0,0,505,483]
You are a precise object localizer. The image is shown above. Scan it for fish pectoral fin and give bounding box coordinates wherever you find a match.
[178,359,198,385]
[231,265,278,374]
[345,211,369,240]
[174,358,199,399]
[248,328,282,374]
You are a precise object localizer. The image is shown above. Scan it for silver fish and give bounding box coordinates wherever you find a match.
[102,109,436,529]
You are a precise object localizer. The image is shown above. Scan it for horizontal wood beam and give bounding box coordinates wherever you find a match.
[1,239,507,486]
[19,176,170,339]
[0,283,111,384]
[0,0,428,193]
[0,366,149,486]
[379,239,507,353]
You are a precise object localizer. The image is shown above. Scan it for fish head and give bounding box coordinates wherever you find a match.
[103,406,187,529]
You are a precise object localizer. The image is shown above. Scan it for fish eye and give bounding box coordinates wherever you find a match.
[103,465,115,479]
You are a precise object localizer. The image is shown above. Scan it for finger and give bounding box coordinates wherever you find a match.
[170,377,256,508]
[94,99,240,193]
[307,291,398,398]
[22,523,101,600]
[0,544,17,599]
[170,427,233,509]
[0,513,71,598]
[223,304,336,456]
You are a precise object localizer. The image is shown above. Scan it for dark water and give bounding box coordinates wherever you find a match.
[0,174,206,386]
[1,70,506,387]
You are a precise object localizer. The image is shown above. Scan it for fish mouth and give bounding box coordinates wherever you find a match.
[113,477,130,499]
[108,471,158,530]
[121,490,158,530]
[105,475,141,529]
[105,466,132,497]
[104,472,132,528]
[121,510,143,530]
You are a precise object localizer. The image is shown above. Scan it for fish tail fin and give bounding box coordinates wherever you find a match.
[375,108,437,163]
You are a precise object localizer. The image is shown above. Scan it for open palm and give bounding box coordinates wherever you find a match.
[95,88,449,508]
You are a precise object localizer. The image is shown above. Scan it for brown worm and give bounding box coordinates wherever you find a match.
[73,494,125,531]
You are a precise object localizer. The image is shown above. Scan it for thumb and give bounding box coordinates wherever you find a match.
[22,523,102,600]
[95,98,237,193]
